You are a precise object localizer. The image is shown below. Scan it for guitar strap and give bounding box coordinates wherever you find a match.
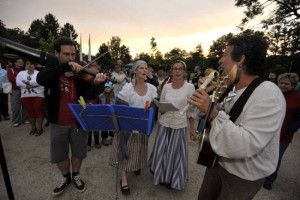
[228,77,264,122]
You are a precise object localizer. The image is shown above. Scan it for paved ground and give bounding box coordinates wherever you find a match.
[0,107,299,200]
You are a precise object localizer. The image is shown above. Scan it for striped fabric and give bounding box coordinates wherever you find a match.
[149,124,188,190]
[109,132,149,171]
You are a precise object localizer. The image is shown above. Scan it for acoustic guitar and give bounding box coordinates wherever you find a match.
[196,65,241,168]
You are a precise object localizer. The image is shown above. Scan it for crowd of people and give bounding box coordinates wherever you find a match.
[0,34,300,199]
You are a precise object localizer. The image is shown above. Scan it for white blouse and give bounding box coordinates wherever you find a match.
[111,71,127,96]
[16,70,45,98]
[117,83,157,108]
[159,82,195,129]
[210,81,286,180]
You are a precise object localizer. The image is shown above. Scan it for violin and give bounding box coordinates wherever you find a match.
[74,51,109,82]
[76,66,99,82]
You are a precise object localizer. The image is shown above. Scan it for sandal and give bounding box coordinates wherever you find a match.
[120,180,130,195]
[35,129,43,136]
[29,129,37,135]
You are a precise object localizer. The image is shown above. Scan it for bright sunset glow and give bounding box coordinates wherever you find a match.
[0,0,270,57]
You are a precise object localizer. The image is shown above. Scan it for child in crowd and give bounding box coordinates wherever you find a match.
[86,96,101,151]
[99,82,116,145]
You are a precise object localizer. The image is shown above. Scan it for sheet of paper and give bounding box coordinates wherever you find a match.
[154,99,179,111]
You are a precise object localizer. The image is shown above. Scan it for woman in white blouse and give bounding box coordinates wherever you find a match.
[149,60,196,190]
[109,60,157,195]
[111,62,129,97]
[16,61,45,136]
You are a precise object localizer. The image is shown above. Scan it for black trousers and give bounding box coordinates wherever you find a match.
[0,93,9,119]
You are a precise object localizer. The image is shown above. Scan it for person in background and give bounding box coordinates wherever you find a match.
[191,66,204,89]
[86,95,101,151]
[292,73,300,93]
[188,35,286,200]
[154,66,167,122]
[109,60,157,195]
[16,61,45,136]
[111,62,128,97]
[263,73,300,190]
[268,72,277,84]
[6,60,13,69]
[7,57,29,127]
[99,81,116,145]
[37,37,106,196]
[149,60,196,190]
[146,64,159,87]
[0,63,10,121]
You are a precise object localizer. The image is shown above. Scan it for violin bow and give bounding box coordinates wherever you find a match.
[81,51,109,70]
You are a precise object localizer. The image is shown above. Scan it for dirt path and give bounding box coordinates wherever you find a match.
[1,113,299,200]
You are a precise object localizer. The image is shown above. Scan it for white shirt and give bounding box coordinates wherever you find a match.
[159,82,195,129]
[16,70,45,98]
[210,81,286,180]
[118,83,157,108]
[111,71,127,97]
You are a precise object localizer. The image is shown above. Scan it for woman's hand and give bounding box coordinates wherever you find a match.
[190,128,197,141]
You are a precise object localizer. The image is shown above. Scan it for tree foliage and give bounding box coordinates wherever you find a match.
[39,31,55,53]
[235,0,300,55]
[60,23,78,40]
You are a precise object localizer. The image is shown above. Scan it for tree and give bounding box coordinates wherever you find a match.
[164,48,188,63]
[135,52,151,63]
[39,31,55,53]
[235,0,300,55]
[42,13,60,39]
[96,43,113,70]
[108,36,122,60]
[235,0,299,28]
[119,45,132,64]
[28,19,44,41]
[0,20,7,37]
[150,37,157,54]
[60,23,78,40]
[107,36,132,63]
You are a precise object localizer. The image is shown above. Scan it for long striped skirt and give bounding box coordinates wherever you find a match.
[149,124,188,190]
[109,131,149,171]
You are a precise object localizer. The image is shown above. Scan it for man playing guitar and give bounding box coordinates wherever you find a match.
[188,35,286,200]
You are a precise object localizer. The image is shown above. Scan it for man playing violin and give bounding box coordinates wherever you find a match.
[37,37,106,196]
[188,35,286,200]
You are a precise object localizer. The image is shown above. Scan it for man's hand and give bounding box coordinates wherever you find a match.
[187,88,211,113]
[69,62,83,72]
[94,73,107,85]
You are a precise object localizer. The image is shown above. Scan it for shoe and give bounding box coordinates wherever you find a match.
[13,123,20,127]
[72,174,85,193]
[263,182,272,190]
[87,146,91,151]
[95,144,102,149]
[101,139,109,146]
[134,169,141,176]
[29,128,37,135]
[120,179,130,195]
[4,116,10,120]
[35,129,43,136]
[23,120,30,124]
[52,176,71,196]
